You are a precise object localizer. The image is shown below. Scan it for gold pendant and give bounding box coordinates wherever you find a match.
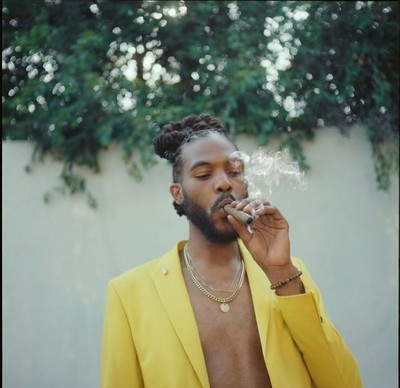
[220,303,230,313]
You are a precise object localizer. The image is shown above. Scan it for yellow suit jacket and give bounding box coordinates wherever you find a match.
[101,240,362,388]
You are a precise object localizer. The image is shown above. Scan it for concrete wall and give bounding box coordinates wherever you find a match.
[2,126,398,387]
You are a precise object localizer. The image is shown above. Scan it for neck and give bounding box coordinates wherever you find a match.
[186,226,240,268]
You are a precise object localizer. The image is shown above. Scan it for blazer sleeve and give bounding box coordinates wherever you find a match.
[276,258,363,388]
[100,280,144,388]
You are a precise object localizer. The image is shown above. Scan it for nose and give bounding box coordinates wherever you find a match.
[214,171,232,193]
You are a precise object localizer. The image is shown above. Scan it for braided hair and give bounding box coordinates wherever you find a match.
[153,113,234,216]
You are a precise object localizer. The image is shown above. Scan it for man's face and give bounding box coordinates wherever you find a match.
[177,132,248,243]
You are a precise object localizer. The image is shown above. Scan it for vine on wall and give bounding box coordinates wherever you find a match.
[3,1,398,207]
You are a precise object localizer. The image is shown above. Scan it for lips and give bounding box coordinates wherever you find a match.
[214,192,237,210]
[218,198,234,209]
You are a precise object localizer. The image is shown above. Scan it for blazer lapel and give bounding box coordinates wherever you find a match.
[151,241,209,388]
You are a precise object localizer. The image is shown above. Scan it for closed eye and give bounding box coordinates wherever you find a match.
[195,173,211,180]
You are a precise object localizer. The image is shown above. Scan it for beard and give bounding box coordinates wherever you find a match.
[181,191,243,244]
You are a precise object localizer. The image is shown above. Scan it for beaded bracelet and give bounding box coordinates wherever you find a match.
[270,270,303,290]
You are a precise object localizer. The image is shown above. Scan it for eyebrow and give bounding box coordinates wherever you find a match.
[189,158,244,172]
[189,161,211,171]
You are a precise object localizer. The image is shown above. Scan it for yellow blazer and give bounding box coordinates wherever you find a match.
[101,240,362,388]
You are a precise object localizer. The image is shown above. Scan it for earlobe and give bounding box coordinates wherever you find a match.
[170,183,184,204]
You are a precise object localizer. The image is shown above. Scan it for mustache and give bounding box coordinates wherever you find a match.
[212,193,237,211]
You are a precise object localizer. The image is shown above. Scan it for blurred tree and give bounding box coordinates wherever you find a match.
[2,0,398,206]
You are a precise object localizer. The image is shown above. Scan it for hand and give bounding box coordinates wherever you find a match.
[227,199,304,295]
[227,199,291,271]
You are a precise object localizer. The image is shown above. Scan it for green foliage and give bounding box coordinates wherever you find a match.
[2,0,398,206]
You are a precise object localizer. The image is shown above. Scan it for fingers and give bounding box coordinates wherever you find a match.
[226,214,254,242]
[231,198,272,214]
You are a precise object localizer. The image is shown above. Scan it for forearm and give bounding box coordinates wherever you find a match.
[277,291,362,388]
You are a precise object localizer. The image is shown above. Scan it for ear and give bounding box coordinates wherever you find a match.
[170,183,184,205]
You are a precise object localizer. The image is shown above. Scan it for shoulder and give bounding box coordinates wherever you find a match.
[107,240,185,292]
[111,257,161,285]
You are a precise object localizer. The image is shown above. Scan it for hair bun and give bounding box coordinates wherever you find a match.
[153,113,226,163]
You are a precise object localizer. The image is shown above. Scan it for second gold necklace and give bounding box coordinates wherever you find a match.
[183,244,245,313]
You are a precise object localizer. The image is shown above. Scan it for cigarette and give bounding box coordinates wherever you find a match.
[224,204,255,225]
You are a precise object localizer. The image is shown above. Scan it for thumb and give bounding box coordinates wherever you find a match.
[227,215,253,241]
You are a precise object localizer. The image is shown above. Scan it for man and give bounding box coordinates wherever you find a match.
[101,113,362,387]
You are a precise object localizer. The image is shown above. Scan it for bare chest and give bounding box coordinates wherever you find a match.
[183,269,272,388]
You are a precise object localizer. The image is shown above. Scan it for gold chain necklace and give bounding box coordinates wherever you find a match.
[183,244,245,313]
[185,246,242,292]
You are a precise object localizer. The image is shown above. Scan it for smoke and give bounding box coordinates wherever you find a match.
[231,148,307,197]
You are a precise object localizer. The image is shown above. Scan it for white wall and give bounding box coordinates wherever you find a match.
[2,126,398,388]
